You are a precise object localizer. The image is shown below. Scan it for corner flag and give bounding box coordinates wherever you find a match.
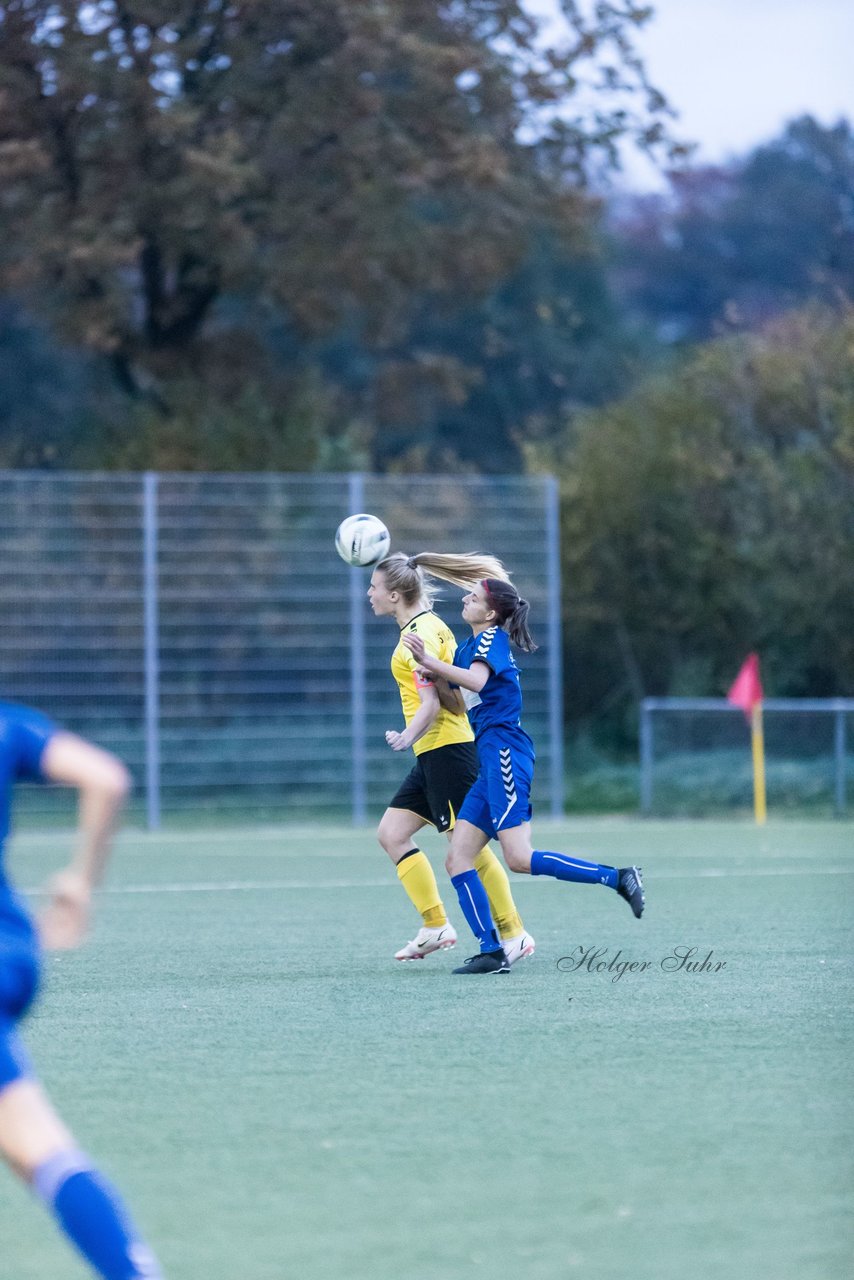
[727,654,766,824]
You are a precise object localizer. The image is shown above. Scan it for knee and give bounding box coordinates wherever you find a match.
[502,845,531,875]
[376,816,397,856]
[376,823,390,854]
[445,845,465,878]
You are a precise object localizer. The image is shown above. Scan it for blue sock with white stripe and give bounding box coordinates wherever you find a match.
[451,870,502,953]
[531,851,618,889]
[33,1149,162,1279]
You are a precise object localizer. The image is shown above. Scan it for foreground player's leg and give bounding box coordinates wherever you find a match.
[0,1078,163,1279]
[473,845,524,939]
[449,873,510,972]
[445,823,509,974]
[500,827,645,919]
[379,809,457,959]
[394,849,457,958]
[473,845,534,964]
[395,848,447,927]
[35,1151,163,1279]
[530,849,618,887]
[530,852,645,916]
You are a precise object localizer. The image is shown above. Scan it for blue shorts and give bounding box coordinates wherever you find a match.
[0,942,40,1092]
[458,739,534,837]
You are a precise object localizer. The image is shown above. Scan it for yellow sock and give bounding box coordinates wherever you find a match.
[396,851,447,927]
[474,845,524,939]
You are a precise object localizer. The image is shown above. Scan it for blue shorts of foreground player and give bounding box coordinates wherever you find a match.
[458,737,534,837]
[0,937,39,1092]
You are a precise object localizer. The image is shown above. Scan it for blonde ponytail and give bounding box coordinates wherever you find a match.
[374,551,511,609]
[409,552,511,590]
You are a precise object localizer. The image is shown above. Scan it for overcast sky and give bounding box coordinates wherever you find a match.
[526,0,854,188]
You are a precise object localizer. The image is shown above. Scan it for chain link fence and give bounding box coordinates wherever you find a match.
[640,698,854,816]
[0,471,563,827]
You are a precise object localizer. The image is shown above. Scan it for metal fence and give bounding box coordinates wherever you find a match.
[640,697,854,816]
[0,471,563,826]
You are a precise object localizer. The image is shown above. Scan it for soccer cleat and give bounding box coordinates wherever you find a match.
[452,949,510,975]
[394,922,458,960]
[501,931,536,966]
[617,865,645,918]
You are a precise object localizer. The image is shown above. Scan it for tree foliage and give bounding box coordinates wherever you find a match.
[526,303,854,737]
[0,0,674,417]
[308,227,636,472]
[612,116,854,343]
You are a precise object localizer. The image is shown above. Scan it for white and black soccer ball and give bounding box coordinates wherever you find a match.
[334,513,391,567]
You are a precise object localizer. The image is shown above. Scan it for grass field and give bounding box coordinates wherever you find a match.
[2,819,852,1280]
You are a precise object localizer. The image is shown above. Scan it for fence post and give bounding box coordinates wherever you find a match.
[834,703,847,817]
[142,472,161,830]
[544,475,565,817]
[348,474,367,824]
[639,699,653,815]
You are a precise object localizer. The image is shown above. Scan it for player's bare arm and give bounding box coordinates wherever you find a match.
[385,682,441,752]
[402,634,489,694]
[431,676,466,716]
[38,733,131,950]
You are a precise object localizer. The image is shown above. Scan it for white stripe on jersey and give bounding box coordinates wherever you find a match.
[473,627,498,661]
[496,746,518,828]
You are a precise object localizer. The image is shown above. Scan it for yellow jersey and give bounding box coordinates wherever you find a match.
[391,611,475,756]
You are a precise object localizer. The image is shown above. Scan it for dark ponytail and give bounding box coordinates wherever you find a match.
[481,579,538,653]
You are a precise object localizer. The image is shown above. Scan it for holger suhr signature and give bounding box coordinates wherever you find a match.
[557,945,726,983]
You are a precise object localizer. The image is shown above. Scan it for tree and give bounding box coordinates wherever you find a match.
[365,228,636,471]
[0,0,677,431]
[0,298,92,465]
[525,303,854,740]
[611,116,854,344]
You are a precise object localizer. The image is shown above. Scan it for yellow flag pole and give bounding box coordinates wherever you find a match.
[751,702,767,825]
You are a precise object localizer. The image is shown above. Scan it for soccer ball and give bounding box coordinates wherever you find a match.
[334,513,391,567]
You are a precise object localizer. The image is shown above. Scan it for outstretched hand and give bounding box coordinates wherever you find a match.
[402,633,438,672]
[38,869,92,950]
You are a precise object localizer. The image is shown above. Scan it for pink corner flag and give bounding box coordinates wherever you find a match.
[727,653,764,718]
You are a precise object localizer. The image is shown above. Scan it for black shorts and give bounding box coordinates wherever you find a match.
[388,741,480,834]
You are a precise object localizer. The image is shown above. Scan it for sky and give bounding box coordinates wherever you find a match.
[526,0,854,189]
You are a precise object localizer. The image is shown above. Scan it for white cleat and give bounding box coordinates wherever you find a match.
[395,923,458,961]
[501,932,536,966]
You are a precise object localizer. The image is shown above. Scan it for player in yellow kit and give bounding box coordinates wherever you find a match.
[368,551,534,964]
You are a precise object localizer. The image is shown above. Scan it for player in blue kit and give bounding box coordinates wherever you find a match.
[0,701,165,1277]
[404,574,645,974]
[370,551,534,965]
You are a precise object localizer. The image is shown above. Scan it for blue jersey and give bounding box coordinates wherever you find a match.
[454,627,535,759]
[0,702,56,940]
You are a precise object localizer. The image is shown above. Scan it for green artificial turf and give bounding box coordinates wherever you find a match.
[2,819,852,1280]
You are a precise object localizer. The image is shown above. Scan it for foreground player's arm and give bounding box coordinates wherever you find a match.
[431,676,467,716]
[385,682,441,752]
[403,634,490,694]
[37,733,131,950]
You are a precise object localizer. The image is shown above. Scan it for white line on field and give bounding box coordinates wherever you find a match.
[12,827,358,847]
[23,879,398,896]
[692,867,854,878]
[10,819,852,852]
[13,842,852,863]
[19,866,854,897]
